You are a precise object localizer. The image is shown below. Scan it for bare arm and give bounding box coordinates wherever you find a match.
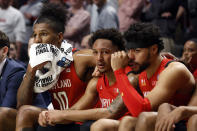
[111,51,194,116]
[17,65,35,108]
[39,77,99,126]
[17,62,48,108]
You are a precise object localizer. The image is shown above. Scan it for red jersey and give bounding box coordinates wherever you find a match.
[49,62,87,110]
[193,69,197,80]
[139,58,191,106]
[96,75,119,108]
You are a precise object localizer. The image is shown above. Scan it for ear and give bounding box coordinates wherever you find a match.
[58,32,64,45]
[2,46,8,56]
[150,44,158,55]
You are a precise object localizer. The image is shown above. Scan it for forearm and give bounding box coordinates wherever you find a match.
[180,106,197,119]
[17,72,35,108]
[60,108,110,123]
[158,103,176,116]
[114,68,151,117]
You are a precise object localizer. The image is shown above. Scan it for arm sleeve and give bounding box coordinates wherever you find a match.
[1,70,25,108]
[114,68,151,117]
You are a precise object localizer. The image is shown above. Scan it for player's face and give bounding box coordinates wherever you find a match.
[127,48,150,74]
[33,23,62,48]
[92,39,118,73]
[182,40,197,66]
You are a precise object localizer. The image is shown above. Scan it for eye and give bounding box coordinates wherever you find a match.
[41,33,48,36]
[134,49,140,53]
[93,50,98,55]
[103,50,110,54]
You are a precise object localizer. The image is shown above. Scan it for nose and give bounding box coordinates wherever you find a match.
[127,50,135,60]
[97,52,103,61]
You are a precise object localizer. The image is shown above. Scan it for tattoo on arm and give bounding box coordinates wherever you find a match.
[107,94,127,115]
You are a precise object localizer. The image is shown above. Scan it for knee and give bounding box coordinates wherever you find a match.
[120,116,137,127]
[188,114,197,128]
[0,107,16,121]
[90,119,109,131]
[136,112,157,129]
[17,105,42,124]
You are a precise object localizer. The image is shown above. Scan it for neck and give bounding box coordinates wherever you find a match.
[71,5,82,14]
[105,69,116,86]
[146,55,163,79]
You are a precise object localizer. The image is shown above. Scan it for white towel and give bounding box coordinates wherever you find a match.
[29,40,73,93]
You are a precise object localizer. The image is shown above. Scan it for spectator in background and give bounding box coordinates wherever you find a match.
[141,0,187,53]
[81,34,92,49]
[0,0,26,61]
[90,0,119,32]
[20,0,43,63]
[181,38,197,79]
[118,0,144,33]
[186,0,197,39]
[8,42,17,59]
[64,0,90,49]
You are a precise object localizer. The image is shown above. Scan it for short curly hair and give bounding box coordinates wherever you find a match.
[124,23,164,52]
[35,3,67,33]
[0,30,9,48]
[89,28,125,50]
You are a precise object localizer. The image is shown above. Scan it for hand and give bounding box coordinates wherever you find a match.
[45,110,65,126]
[38,111,49,127]
[161,52,178,61]
[161,12,172,18]
[26,62,49,78]
[155,106,185,131]
[92,66,103,77]
[111,51,129,71]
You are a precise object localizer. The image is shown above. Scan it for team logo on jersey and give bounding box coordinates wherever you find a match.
[152,81,156,87]
[113,88,119,94]
[99,85,103,90]
[66,68,71,72]
[141,79,146,86]
[143,91,149,96]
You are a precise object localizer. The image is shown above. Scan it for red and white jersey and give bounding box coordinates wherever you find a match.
[96,75,119,108]
[138,58,172,96]
[49,62,87,110]
[139,58,191,106]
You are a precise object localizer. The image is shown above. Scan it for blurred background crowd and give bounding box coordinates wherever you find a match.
[0,0,197,64]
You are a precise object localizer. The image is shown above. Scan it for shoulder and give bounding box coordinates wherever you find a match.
[73,49,95,67]
[104,5,116,14]
[160,61,193,83]
[9,6,23,17]
[88,77,100,86]
[86,77,100,91]
[5,59,26,73]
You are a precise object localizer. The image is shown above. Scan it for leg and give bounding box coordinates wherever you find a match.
[90,119,119,131]
[118,116,137,131]
[187,114,197,131]
[0,107,17,131]
[16,105,45,131]
[135,112,157,131]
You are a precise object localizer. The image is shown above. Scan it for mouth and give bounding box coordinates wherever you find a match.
[97,63,105,69]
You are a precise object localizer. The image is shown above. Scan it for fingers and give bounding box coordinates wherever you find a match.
[92,66,102,77]
[38,111,48,127]
[111,51,128,71]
